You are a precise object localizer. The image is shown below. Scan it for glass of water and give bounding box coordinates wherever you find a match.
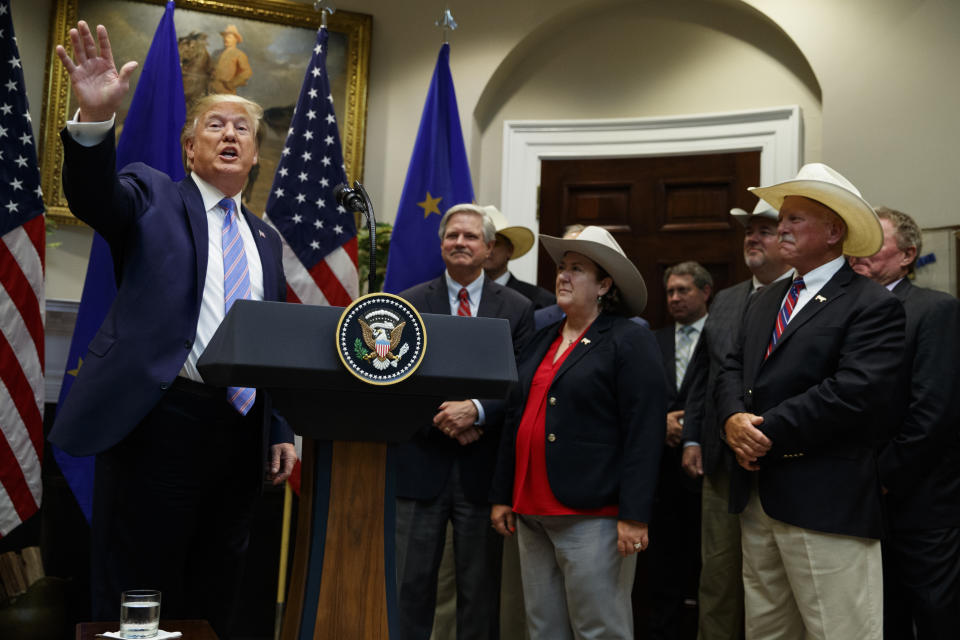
[120,589,161,638]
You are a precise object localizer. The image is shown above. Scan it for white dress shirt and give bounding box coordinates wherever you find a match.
[443,270,486,424]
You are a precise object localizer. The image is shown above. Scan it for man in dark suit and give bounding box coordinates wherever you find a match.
[680,200,791,639]
[647,261,711,640]
[483,205,556,309]
[850,207,960,640]
[395,203,535,640]
[49,23,296,637]
[717,163,905,639]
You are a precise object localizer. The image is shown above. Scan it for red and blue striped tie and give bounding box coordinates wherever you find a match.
[765,277,805,359]
[220,198,256,414]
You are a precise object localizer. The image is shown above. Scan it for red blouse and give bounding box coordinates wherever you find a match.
[512,324,619,517]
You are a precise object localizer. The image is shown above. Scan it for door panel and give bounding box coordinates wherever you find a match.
[539,152,760,329]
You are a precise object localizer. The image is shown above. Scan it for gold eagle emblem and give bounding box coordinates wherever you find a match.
[358,318,406,362]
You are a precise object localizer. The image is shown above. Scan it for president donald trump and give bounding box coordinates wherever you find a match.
[50,21,296,638]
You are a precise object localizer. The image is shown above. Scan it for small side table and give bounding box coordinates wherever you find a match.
[75,619,218,640]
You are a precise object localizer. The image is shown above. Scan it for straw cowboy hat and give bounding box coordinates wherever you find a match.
[730,198,778,224]
[482,206,535,259]
[221,25,244,43]
[539,225,648,315]
[748,163,883,257]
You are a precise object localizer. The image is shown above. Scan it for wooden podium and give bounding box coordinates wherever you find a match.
[198,300,517,640]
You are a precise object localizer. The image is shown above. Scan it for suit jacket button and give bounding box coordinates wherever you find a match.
[184,340,192,348]
[548,397,557,406]
[547,433,557,442]
[160,383,169,390]
[746,388,753,396]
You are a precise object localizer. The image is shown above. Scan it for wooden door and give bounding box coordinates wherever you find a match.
[538,152,760,329]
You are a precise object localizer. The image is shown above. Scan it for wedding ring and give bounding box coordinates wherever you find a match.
[633,541,642,550]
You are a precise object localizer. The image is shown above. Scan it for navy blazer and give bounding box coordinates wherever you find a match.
[49,129,293,457]
[394,275,534,504]
[490,315,666,522]
[715,263,905,538]
[682,279,755,475]
[879,279,960,529]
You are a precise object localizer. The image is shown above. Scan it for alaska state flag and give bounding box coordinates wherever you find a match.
[53,0,186,523]
[382,43,474,293]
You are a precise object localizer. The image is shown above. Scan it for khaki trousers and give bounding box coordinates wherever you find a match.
[740,489,882,640]
[697,467,743,640]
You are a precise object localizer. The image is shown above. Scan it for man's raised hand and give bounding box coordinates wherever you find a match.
[55,21,138,122]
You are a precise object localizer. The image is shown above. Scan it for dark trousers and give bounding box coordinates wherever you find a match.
[395,460,502,640]
[644,445,701,640]
[883,526,960,640]
[91,378,263,640]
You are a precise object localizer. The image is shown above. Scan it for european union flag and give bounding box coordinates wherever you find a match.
[382,43,474,293]
[53,0,185,523]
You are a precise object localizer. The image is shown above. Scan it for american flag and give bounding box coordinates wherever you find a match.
[264,27,358,308]
[0,0,45,538]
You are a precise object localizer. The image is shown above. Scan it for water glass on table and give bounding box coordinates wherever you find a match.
[120,589,161,638]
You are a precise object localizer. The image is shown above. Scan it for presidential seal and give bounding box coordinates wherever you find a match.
[336,293,427,385]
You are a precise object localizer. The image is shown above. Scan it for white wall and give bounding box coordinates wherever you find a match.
[22,0,960,301]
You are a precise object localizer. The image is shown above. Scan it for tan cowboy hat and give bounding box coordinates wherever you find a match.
[221,25,243,43]
[482,205,535,259]
[748,163,883,257]
[730,198,778,225]
[539,225,648,315]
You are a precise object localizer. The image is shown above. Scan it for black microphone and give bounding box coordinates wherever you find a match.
[334,183,367,213]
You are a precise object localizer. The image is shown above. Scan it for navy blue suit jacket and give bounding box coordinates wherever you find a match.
[49,129,293,457]
[394,275,534,504]
[716,263,905,538]
[880,279,960,529]
[490,315,666,522]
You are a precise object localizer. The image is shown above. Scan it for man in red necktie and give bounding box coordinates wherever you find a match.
[715,163,906,640]
[393,204,534,640]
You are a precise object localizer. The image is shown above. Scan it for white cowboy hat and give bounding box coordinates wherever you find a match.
[730,198,778,225]
[481,205,535,259]
[748,163,882,257]
[539,225,648,315]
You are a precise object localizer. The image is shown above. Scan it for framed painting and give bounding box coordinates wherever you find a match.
[40,0,372,223]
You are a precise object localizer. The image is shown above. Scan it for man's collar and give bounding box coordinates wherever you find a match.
[677,314,707,334]
[445,270,485,299]
[190,172,241,214]
[492,271,511,287]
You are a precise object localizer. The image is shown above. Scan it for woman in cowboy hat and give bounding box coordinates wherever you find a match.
[489,226,665,639]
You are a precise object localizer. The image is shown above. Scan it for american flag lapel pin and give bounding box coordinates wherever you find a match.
[815,294,827,303]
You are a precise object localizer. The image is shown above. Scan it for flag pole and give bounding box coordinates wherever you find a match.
[275,480,293,640]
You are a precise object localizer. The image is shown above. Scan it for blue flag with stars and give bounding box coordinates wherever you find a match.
[53,0,185,523]
[265,26,358,308]
[382,43,474,294]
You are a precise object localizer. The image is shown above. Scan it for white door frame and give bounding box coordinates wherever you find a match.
[500,106,803,281]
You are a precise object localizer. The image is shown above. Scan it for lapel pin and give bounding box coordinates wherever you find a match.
[815,294,827,302]
[258,229,266,238]
[581,338,591,345]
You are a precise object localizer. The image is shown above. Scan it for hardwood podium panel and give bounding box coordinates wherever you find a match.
[281,440,393,640]
[314,441,390,638]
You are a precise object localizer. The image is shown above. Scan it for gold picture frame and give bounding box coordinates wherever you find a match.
[40,0,371,224]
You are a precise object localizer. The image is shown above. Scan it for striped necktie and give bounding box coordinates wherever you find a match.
[765,277,805,359]
[675,324,696,390]
[220,198,256,415]
[457,287,471,317]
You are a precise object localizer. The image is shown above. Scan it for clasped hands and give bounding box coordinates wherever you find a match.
[723,412,771,470]
[433,400,482,445]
